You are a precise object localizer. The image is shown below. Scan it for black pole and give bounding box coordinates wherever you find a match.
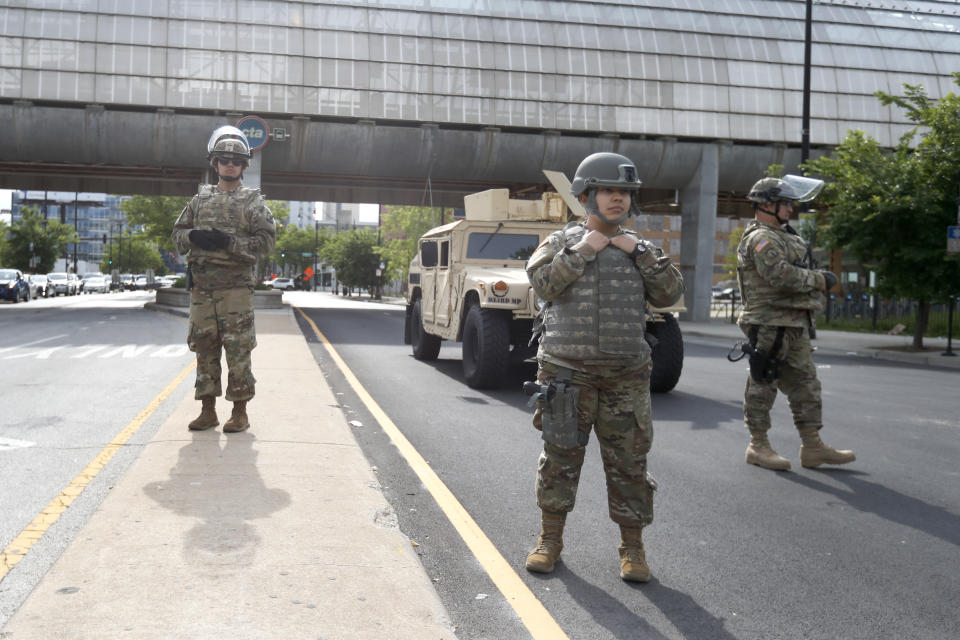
[801,0,812,166]
[944,296,956,357]
[802,0,815,339]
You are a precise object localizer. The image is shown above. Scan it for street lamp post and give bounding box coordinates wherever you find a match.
[313,209,320,292]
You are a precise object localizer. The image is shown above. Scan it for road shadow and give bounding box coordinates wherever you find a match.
[641,579,737,640]
[649,390,743,430]
[542,566,670,640]
[143,431,291,574]
[780,469,960,546]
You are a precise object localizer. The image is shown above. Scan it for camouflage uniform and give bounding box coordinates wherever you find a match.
[736,220,827,435]
[527,222,684,526]
[172,184,276,401]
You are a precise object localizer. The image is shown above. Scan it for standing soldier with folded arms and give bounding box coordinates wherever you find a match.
[172,127,276,433]
[523,152,684,582]
[736,175,855,470]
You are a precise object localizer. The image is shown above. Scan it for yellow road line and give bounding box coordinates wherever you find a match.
[295,306,568,640]
[0,361,196,583]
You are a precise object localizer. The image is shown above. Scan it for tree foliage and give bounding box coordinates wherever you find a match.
[321,228,381,291]
[378,206,450,283]
[803,74,960,347]
[120,195,190,252]
[4,206,77,273]
[100,233,163,274]
[273,226,328,276]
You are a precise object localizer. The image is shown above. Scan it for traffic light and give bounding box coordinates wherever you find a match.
[281,251,285,259]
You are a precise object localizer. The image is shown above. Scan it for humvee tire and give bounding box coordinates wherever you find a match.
[462,305,510,389]
[648,312,683,393]
[411,299,442,361]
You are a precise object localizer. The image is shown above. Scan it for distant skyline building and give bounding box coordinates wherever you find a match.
[11,191,131,273]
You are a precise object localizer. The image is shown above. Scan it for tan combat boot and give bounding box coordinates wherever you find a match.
[618,525,651,583]
[188,396,218,431]
[223,401,250,433]
[745,431,791,471]
[525,511,566,573]
[799,427,855,468]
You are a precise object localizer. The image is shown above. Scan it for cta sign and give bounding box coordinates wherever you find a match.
[236,115,270,151]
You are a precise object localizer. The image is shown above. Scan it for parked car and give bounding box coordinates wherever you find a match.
[67,273,81,295]
[46,272,71,296]
[0,268,30,303]
[269,277,295,291]
[27,273,53,298]
[134,275,148,290]
[119,273,135,290]
[82,275,108,293]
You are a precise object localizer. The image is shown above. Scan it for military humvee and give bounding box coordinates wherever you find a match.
[404,173,684,392]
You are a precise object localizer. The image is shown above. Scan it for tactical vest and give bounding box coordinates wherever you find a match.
[189,185,261,289]
[190,185,260,267]
[541,227,648,361]
[737,221,824,327]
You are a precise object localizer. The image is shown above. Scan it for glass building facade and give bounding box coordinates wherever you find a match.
[0,0,956,148]
[11,190,131,267]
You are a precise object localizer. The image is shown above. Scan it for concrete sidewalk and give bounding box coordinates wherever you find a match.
[3,307,455,639]
[680,317,960,370]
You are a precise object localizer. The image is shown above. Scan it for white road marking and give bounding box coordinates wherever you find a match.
[0,334,68,355]
[1,344,191,360]
[0,437,36,451]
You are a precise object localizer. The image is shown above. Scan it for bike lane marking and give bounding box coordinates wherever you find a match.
[295,306,569,640]
[0,360,196,583]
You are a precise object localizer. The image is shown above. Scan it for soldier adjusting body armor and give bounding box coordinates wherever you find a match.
[523,152,684,582]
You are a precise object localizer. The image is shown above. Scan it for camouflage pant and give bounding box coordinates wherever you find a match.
[740,324,822,434]
[533,360,656,526]
[188,287,257,402]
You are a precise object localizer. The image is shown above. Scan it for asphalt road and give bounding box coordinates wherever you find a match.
[0,291,195,625]
[293,293,960,640]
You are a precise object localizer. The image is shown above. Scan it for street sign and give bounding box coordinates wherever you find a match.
[948,226,960,254]
[236,115,270,151]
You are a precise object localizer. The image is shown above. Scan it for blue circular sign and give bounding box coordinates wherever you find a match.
[236,115,270,151]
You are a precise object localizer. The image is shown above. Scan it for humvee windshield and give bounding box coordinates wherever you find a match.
[466,232,541,261]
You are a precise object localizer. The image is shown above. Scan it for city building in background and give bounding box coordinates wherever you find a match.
[11,191,131,274]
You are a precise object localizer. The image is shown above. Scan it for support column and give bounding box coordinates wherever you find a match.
[679,144,719,322]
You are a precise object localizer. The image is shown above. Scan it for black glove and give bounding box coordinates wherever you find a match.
[820,270,838,291]
[189,228,231,251]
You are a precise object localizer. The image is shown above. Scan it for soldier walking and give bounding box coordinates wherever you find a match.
[524,152,684,582]
[736,175,855,470]
[172,126,276,433]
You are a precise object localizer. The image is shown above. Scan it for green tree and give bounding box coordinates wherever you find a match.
[274,226,327,276]
[6,207,77,273]
[379,206,450,284]
[804,75,960,348]
[0,219,8,265]
[120,195,190,252]
[101,233,163,274]
[321,228,380,292]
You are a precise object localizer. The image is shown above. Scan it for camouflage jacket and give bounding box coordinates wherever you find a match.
[172,184,276,289]
[526,222,684,367]
[736,220,826,328]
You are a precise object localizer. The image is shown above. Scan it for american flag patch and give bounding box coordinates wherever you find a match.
[755,239,770,253]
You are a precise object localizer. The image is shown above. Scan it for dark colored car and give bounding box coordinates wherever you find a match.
[0,268,30,303]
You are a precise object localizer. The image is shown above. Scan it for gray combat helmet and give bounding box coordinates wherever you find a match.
[747,175,824,204]
[570,152,643,197]
[570,152,643,224]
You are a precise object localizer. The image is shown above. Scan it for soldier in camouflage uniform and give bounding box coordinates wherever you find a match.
[523,152,684,582]
[172,127,276,433]
[736,175,855,470]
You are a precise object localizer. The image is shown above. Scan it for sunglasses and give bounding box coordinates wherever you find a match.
[217,158,245,166]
